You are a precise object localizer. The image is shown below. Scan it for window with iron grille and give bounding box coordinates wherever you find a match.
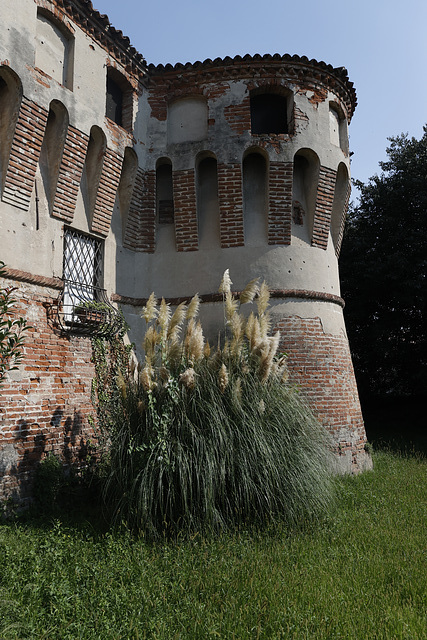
[62,227,104,320]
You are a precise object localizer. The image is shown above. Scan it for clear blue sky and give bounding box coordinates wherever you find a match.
[96,0,426,202]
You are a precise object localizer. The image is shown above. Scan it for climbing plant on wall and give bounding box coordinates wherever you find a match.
[0,261,30,387]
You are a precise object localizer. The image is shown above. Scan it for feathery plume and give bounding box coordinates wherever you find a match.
[179,367,196,390]
[186,294,200,320]
[203,341,211,359]
[167,301,187,340]
[158,298,171,335]
[225,291,238,324]
[140,365,154,391]
[259,311,271,339]
[257,280,270,317]
[141,292,158,323]
[187,320,205,362]
[239,278,259,305]
[166,337,183,368]
[218,269,232,294]
[143,326,159,365]
[218,363,229,393]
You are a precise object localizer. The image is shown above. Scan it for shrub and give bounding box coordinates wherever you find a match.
[96,272,334,537]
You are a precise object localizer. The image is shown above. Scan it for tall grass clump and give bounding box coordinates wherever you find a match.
[97,271,334,537]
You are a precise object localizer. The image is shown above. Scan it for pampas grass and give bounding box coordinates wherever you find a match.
[98,271,334,538]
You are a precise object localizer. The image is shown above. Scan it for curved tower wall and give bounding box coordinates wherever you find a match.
[118,57,371,473]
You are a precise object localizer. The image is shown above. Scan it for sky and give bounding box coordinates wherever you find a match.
[95,0,427,202]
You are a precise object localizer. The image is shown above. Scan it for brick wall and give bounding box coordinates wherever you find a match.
[51,126,89,222]
[1,97,48,211]
[312,166,336,249]
[173,169,198,252]
[217,163,244,248]
[268,161,293,245]
[335,179,351,257]
[274,314,367,471]
[224,97,250,134]
[123,168,156,252]
[0,277,96,503]
[90,148,124,237]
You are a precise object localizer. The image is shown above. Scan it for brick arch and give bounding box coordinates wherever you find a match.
[331,162,350,257]
[0,65,23,194]
[196,152,220,248]
[292,148,320,243]
[39,99,69,214]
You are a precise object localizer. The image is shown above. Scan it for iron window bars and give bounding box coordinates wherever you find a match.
[56,228,121,337]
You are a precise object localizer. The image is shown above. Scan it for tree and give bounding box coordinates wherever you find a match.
[0,261,30,387]
[340,127,427,398]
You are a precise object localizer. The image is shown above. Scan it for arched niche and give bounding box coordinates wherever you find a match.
[329,103,348,153]
[196,153,220,248]
[167,96,208,145]
[331,162,350,251]
[118,147,139,238]
[0,66,22,192]
[243,149,268,245]
[292,148,320,243]
[39,100,69,212]
[81,125,107,226]
[35,8,74,89]
[250,87,292,135]
[106,66,134,133]
[156,158,175,252]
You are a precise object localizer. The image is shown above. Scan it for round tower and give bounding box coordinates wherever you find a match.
[119,54,371,473]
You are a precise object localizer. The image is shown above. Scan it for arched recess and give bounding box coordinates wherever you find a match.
[330,162,350,252]
[118,147,139,238]
[106,66,134,133]
[292,149,320,243]
[168,96,208,144]
[39,100,69,212]
[329,103,348,154]
[250,86,293,135]
[35,8,74,89]
[81,125,107,226]
[196,153,220,248]
[243,149,268,245]
[0,66,22,192]
[156,158,175,252]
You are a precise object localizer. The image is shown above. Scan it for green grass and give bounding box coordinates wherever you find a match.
[1,449,426,639]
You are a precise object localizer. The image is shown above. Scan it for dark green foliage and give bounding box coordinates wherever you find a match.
[340,127,427,398]
[33,453,64,511]
[0,261,30,387]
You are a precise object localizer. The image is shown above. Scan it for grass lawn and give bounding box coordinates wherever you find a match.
[0,449,426,639]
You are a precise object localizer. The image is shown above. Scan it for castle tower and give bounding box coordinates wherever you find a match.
[0,0,370,505]
[117,55,371,473]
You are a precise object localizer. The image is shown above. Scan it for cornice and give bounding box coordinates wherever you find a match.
[147,53,357,120]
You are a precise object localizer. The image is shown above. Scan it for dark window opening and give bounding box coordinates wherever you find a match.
[158,199,174,224]
[156,162,174,224]
[106,74,123,126]
[250,93,288,135]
